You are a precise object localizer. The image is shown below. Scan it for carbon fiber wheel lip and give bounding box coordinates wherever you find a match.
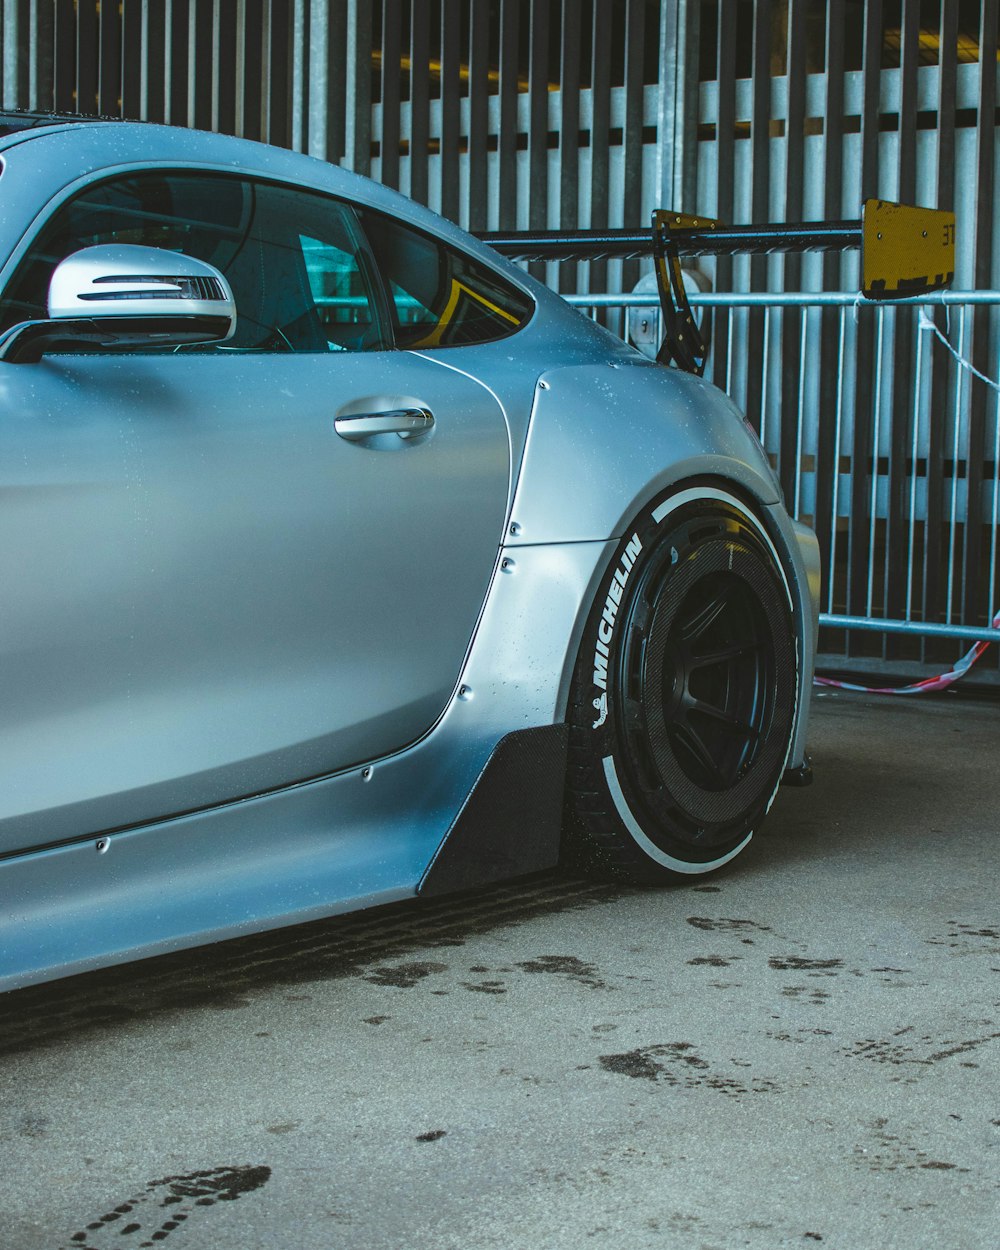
[614,521,796,847]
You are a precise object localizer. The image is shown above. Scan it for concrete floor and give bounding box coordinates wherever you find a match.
[1,688,998,1249]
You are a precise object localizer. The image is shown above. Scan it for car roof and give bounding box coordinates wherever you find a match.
[0,112,473,252]
[0,113,460,238]
[0,109,131,138]
[0,111,560,315]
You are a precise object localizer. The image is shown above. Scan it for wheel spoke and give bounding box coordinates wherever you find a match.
[687,697,758,740]
[689,639,762,669]
[677,591,729,642]
[672,720,727,787]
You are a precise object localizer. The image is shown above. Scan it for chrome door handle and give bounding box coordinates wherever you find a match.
[334,407,435,442]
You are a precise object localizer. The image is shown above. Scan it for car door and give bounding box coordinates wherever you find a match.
[0,171,513,852]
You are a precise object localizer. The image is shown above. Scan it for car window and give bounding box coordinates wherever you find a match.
[0,172,387,352]
[357,208,532,349]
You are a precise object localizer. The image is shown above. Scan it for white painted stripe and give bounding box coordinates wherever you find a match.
[651,487,787,603]
[602,754,752,875]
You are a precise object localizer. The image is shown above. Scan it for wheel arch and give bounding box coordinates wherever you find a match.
[503,359,819,773]
[551,472,817,744]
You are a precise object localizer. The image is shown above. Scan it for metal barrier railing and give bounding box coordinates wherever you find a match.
[564,290,1000,651]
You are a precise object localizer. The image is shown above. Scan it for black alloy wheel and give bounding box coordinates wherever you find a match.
[565,490,798,881]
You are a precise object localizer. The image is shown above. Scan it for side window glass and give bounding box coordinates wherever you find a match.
[357,208,532,348]
[297,231,381,352]
[0,174,388,353]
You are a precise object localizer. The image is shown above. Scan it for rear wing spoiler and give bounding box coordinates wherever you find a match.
[478,200,955,375]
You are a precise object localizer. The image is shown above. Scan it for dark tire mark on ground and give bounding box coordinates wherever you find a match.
[843,1027,1000,1081]
[599,1048,666,1081]
[460,979,508,994]
[516,955,607,988]
[768,957,843,972]
[686,917,772,932]
[61,1165,271,1249]
[852,1118,970,1176]
[363,961,448,988]
[598,1044,779,1097]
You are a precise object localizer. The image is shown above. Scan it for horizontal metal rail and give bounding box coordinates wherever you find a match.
[818,614,1000,643]
[563,290,1000,308]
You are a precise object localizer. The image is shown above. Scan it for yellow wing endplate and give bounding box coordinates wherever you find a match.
[862,199,955,299]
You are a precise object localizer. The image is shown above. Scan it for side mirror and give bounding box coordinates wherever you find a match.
[0,244,237,364]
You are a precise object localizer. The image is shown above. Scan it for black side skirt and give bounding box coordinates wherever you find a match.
[418,725,569,897]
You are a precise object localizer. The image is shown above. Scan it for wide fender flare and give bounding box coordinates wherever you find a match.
[502,360,820,771]
[505,360,783,547]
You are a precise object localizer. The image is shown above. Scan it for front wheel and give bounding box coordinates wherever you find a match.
[565,487,798,882]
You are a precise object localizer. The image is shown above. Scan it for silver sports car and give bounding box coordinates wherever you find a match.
[0,112,820,993]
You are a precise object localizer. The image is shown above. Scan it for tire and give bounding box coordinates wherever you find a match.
[565,486,798,882]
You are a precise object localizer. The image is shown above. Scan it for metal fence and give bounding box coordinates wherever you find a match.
[566,287,1000,662]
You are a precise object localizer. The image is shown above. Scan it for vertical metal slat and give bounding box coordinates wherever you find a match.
[437,0,460,220]
[239,0,265,140]
[742,0,773,439]
[466,0,489,228]
[190,0,214,130]
[778,1,806,508]
[1,0,23,107]
[588,0,612,304]
[497,0,520,230]
[143,0,166,123]
[326,0,349,166]
[408,0,430,206]
[711,0,736,393]
[97,0,122,117]
[75,0,98,115]
[619,0,645,296]
[963,0,999,630]
[380,0,402,190]
[266,0,293,147]
[213,0,238,137]
[815,0,845,626]
[526,0,550,281]
[846,0,883,630]
[557,0,581,294]
[884,0,920,650]
[866,305,886,620]
[52,0,75,112]
[166,0,189,126]
[905,315,927,621]
[922,0,959,642]
[30,0,55,111]
[945,306,967,623]
[827,307,849,615]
